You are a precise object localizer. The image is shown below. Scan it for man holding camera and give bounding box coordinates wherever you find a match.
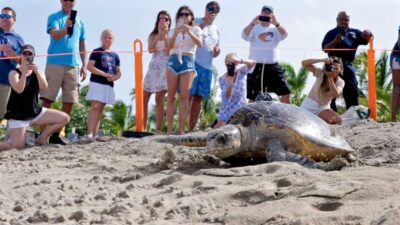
[188,1,221,132]
[241,5,290,103]
[41,0,87,144]
[0,7,24,122]
[322,11,373,110]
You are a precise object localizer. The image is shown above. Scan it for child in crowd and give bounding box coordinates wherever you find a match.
[214,53,256,128]
[0,45,69,151]
[300,57,344,124]
[143,10,171,133]
[166,6,202,134]
[86,29,121,141]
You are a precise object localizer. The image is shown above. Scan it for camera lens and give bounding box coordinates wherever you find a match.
[325,64,333,72]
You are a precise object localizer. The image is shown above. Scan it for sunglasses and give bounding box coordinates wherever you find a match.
[207,5,220,14]
[22,51,34,56]
[0,13,13,20]
[63,0,75,2]
[179,12,190,17]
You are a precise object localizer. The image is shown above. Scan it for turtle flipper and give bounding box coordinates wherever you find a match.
[266,139,322,169]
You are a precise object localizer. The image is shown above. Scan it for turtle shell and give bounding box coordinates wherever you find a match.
[227,101,353,161]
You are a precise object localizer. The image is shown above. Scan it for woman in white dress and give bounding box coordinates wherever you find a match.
[143,10,171,133]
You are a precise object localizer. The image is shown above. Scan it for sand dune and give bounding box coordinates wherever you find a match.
[0,120,399,225]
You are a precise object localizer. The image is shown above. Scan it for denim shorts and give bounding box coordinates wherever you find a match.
[390,54,400,70]
[190,63,213,97]
[168,54,195,75]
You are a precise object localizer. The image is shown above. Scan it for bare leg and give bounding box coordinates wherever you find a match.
[0,141,11,151]
[166,69,179,134]
[178,71,195,134]
[280,94,291,104]
[87,101,105,137]
[318,109,342,124]
[143,91,152,131]
[391,69,400,122]
[155,90,167,132]
[189,95,202,132]
[213,120,226,129]
[34,109,70,145]
[8,127,28,149]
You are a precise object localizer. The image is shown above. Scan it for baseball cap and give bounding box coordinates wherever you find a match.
[262,5,273,13]
[20,44,35,55]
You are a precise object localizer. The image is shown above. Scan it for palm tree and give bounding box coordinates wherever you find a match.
[354,51,392,122]
[281,62,309,106]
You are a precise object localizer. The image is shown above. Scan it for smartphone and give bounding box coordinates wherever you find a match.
[26,55,34,63]
[177,18,184,27]
[226,64,235,76]
[67,10,77,37]
[337,25,346,36]
[259,16,271,22]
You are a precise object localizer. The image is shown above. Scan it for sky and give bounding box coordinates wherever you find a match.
[2,0,400,109]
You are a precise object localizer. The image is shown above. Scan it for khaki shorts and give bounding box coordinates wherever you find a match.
[41,64,80,103]
[0,84,11,119]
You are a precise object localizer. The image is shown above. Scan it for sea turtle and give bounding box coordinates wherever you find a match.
[153,100,354,170]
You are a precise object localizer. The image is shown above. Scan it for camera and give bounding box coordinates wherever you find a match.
[207,5,219,14]
[226,64,235,76]
[325,63,333,72]
[259,16,271,22]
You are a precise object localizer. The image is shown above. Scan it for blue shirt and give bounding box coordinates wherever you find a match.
[0,29,24,85]
[194,18,220,70]
[89,47,120,87]
[46,10,86,67]
[322,27,368,64]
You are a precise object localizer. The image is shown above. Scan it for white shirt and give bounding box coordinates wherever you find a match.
[195,18,220,69]
[241,24,287,64]
[169,26,202,55]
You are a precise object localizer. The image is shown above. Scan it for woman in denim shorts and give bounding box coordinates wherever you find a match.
[166,5,202,134]
[390,26,400,122]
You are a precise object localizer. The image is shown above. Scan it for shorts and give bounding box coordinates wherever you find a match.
[8,107,47,129]
[190,63,213,97]
[41,64,80,103]
[0,84,11,119]
[246,63,291,100]
[300,97,329,115]
[391,54,400,70]
[168,54,195,75]
[86,82,116,104]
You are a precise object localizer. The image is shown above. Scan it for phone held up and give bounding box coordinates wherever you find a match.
[67,10,77,37]
[177,18,184,27]
[26,55,34,64]
[337,25,346,36]
[226,64,235,77]
[259,16,271,22]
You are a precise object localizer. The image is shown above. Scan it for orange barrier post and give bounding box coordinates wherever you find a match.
[134,39,144,132]
[367,38,377,120]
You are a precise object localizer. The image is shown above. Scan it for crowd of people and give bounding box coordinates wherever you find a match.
[0,1,399,151]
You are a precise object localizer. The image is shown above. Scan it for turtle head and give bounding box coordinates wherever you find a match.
[207,125,241,159]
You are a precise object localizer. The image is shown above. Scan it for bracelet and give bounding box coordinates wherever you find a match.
[275,23,280,28]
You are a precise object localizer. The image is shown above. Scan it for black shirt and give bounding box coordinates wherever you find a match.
[5,68,42,120]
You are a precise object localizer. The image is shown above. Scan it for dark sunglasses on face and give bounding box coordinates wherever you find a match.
[22,51,33,56]
[179,12,190,17]
[159,18,170,22]
[207,5,220,14]
[63,0,75,2]
[0,13,12,20]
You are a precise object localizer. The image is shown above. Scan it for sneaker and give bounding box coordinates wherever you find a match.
[49,133,67,145]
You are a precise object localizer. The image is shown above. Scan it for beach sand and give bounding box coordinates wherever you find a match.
[0,120,399,225]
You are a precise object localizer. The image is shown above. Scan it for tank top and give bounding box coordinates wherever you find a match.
[5,68,42,120]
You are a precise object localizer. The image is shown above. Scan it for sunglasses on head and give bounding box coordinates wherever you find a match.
[0,13,12,20]
[179,12,190,17]
[63,0,75,2]
[22,51,33,56]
